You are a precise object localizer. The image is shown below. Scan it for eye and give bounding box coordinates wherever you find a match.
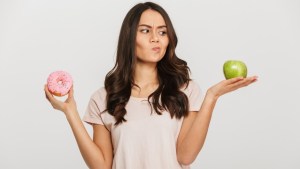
[159,31,167,36]
[140,29,150,33]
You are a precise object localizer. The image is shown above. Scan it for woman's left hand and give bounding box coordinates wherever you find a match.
[207,76,258,99]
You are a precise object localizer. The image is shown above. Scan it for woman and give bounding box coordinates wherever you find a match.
[45,2,257,169]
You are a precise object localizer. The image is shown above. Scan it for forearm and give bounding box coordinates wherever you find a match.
[177,91,218,164]
[66,112,107,169]
[177,76,257,165]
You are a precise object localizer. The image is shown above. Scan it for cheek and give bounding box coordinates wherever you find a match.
[162,39,169,50]
[135,40,145,54]
[136,37,147,50]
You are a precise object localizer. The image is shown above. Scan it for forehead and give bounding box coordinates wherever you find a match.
[139,9,166,26]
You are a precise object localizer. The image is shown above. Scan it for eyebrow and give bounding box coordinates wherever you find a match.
[138,24,167,29]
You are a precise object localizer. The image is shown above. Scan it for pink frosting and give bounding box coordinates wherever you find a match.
[47,71,73,96]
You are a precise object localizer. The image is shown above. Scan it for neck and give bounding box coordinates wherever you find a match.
[133,63,158,87]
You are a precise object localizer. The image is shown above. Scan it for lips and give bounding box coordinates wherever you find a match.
[152,47,161,52]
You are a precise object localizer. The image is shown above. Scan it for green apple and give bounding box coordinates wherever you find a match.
[223,60,247,79]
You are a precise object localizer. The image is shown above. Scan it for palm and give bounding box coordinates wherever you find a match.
[208,76,258,98]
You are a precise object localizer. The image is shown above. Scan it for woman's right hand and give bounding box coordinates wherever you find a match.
[45,85,113,168]
[44,85,78,116]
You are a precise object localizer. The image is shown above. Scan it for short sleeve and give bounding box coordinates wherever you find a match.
[82,88,106,125]
[183,80,204,112]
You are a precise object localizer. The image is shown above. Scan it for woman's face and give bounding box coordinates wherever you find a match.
[135,9,169,64]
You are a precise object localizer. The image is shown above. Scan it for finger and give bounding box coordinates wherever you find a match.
[251,76,259,82]
[44,85,64,110]
[66,86,74,103]
[44,85,49,100]
[244,76,258,86]
[244,76,258,81]
[241,76,258,85]
[230,76,258,89]
[225,76,245,85]
[68,85,74,98]
[45,92,50,101]
[44,84,56,103]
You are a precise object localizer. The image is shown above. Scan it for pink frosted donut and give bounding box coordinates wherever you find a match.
[47,71,73,96]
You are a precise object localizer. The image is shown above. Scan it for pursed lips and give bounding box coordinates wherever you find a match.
[152,47,161,52]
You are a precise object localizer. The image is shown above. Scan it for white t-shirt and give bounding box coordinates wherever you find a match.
[83,80,203,169]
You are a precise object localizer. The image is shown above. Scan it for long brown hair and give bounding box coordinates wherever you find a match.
[104,2,191,125]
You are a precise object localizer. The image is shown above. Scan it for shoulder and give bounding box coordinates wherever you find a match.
[90,87,107,101]
[88,87,108,111]
[89,87,116,130]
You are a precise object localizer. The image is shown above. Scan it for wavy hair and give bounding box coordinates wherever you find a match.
[104,2,191,125]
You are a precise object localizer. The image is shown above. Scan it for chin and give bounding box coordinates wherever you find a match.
[149,57,164,63]
[137,55,164,63]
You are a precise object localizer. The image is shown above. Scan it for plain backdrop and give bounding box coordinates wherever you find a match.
[1,0,299,168]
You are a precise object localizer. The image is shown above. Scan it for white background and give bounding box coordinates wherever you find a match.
[1,0,299,168]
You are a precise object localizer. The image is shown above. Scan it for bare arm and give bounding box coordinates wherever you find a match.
[44,85,113,169]
[177,76,258,165]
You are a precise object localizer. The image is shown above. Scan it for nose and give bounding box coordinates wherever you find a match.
[150,32,159,43]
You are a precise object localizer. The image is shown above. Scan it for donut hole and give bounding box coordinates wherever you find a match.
[57,78,65,87]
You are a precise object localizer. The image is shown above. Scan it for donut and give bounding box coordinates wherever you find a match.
[47,71,73,96]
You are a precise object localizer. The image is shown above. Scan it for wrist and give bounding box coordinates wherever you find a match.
[206,89,219,102]
[65,110,80,121]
